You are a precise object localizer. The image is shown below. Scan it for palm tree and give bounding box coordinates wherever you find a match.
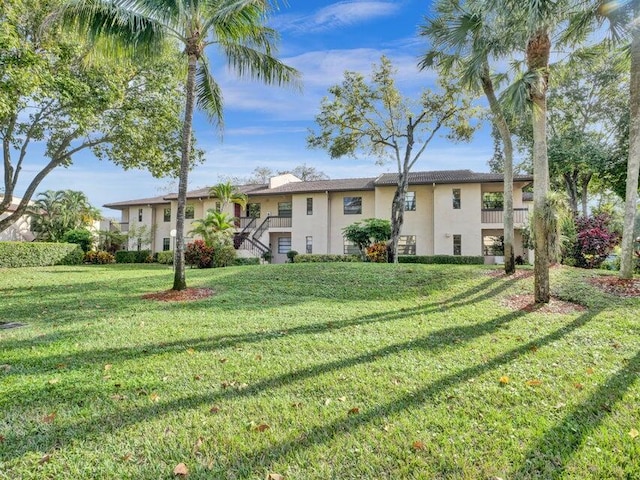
[420,0,517,275]
[209,181,248,213]
[63,0,299,290]
[189,209,234,246]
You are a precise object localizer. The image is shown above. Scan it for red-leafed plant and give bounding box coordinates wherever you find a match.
[185,240,214,269]
[573,214,619,269]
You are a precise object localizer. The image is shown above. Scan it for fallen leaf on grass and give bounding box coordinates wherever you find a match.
[209,406,221,414]
[56,363,67,369]
[586,367,595,375]
[348,407,360,415]
[193,375,202,380]
[121,453,132,462]
[48,378,59,385]
[38,454,51,465]
[42,413,56,424]
[254,423,270,432]
[174,463,188,476]
[219,358,227,363]
[412,441,426,451]
[525,379,542,386]
[267,474,284,480]
[149,393,160,403]
[324,398,332,406]
[110,394,125,401]
[291,402,303,408]
[574,383,584,390]
[193,437,204,454]
[0,435,5,443]
[186,348,195,355]
[629,428,639,439]
[499,376,510,384]
[255,355,262,361]
[104,364,112,371]
[338,396,346,402]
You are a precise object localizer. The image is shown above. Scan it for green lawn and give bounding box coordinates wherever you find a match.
[0,263,638,479]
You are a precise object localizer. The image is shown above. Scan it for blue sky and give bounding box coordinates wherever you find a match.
[28,0,496,215]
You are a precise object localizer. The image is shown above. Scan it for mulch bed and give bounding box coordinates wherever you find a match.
[588,276,640,298]
[142,288,215,302]
[501,294,587,314]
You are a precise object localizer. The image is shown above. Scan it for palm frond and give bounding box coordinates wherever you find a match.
[220,42,300,88]
[196,56,224,125]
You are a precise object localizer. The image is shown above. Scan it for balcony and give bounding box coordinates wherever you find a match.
[481,208,529,225]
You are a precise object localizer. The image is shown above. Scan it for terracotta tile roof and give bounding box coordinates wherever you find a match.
[374,170,533,185]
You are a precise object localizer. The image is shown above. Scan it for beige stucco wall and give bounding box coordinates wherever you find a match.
[326,190,376,255]
[291,193,329,255]
[373,184,435,255]
[433,183,483,256]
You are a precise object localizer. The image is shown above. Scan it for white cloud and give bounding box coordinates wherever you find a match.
[272,1,401,34]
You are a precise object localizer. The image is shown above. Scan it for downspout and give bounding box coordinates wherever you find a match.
[326,191,331,254]
[432,183,436,255]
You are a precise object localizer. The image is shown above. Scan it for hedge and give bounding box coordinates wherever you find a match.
[294,254,362,263]
[0,242,84,268]
[156,251,174,265]
[398,255,485,265]
[115,250,152,263]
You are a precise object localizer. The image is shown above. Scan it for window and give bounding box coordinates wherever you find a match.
[483,192,504,210]
[452,189,461,209]
[247,203,261,218]
[306,236,313,254]
[453,234,462,256]
[215,201,221,213]
[278,236,291,254]
[163,207,171,222]
[398,235,416,255]
[483,235,504,256]
[137,238,142,251]
[405,192,416,211]
[163,238,170,251]
[307,197,313,215]
[343,196,362,215]
[343,238,360,255]
[185,204,195,219]
[278,202,292,217]
[138,208,143,222]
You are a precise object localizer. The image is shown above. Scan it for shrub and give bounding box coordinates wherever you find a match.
[156,251,174,265]
[0,242,83,268]
[398,255,485,265]
[185,240,214,268]
[84,250,115,264]
[287,250,299,263]
[62,228,94,252]
[115,250,152,264]
[572,214,619,269]
[233,257,260,266]
[295,254,362,263]
[212,242,236,268]
[366,242,388,263]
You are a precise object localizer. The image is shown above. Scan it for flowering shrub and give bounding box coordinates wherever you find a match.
[366,242,388,263]
[185,240,215,268]
[573,214,619,269]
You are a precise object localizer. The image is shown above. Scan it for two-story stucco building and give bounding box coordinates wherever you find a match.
[104,169,533,264]
[0,196,35,242]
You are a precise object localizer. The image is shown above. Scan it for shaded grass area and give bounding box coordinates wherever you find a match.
[0,263,638,479]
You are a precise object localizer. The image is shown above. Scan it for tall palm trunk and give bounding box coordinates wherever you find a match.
[620,13,640,279]
[480,60,515,274]
[527,30,551,303]
[173,52,198,291]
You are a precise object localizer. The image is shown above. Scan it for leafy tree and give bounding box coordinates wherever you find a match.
[421,0,519,275]
[0,0,191,234]
[29,190,100,241]
[284,164,329,181]
[308,56,477,262]
[342,218,391,260]
[65,0,299,290]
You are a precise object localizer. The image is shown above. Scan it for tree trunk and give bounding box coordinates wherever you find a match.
[389,171,408,264]
[580,172,591,218]
[480,60,515,274]
[172,53,198,291]
[620,14,640,279]
[563,171,579,217]
[527,30,551,303]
